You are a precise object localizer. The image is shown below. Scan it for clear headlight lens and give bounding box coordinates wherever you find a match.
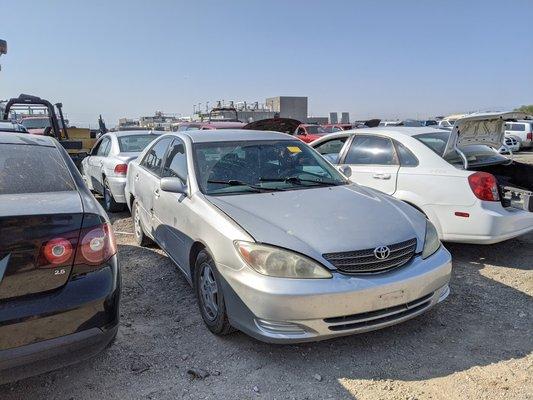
[234,241,332,279]
[422,220,441,259]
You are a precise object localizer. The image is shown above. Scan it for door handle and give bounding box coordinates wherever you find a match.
[134,174,140,181]
[154,189,160,198]
[372,173,391,180]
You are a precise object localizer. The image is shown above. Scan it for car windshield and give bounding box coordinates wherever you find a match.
[118,134,159,152]
[305,125,327,134]
[194,140,348,195]
[414,132,508,167]
[20,118,50,129]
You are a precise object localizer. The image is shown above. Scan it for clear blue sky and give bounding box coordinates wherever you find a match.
[1,0,532,127]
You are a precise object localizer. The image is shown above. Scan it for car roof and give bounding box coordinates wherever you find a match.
[181,129,295,143]
[0,131,56,146]
[343,126,450,137]
[109,130,161,137]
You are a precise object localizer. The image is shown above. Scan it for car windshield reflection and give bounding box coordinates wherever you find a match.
[194,140,347,195]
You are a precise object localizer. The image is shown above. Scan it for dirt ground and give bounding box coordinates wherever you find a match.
[1,155,532,400]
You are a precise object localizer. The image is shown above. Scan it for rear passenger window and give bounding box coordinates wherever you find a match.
[141,137,172,176]
[345,136,398,165]
[0,144,76,194]
[395,141,419,167]
[162,139,188,181]
[507,123,525,131]
[96,137,111,156]
[314,137,348,163]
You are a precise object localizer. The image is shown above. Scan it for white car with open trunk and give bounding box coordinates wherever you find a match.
[311,112,533,244]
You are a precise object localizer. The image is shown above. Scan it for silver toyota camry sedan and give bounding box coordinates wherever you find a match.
[124,130,452,343]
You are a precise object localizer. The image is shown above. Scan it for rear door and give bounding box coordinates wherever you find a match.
[340,134,399,194]
[0,142,83,300]
[87,136,111,193]
[135,137,173,238]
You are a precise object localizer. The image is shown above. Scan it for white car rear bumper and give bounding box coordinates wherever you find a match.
[436,201,533,244]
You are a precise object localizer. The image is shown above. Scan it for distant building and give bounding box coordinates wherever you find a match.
[329,112,338,124]
[266,96,308,122]
[341,112,350,124]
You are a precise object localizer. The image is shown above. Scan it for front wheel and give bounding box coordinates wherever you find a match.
[194,250,235,336]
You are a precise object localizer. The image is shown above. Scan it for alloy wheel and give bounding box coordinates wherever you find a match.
[199,263,219,321]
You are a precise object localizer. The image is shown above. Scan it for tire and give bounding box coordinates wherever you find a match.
[194,250,235,336]
[103,178,125,213]
[132,199,152,247]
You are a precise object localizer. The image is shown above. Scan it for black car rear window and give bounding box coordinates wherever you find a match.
[0,144,76,194]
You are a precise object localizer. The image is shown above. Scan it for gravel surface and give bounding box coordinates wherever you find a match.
[1,156,532,400]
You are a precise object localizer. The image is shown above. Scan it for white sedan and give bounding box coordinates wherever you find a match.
[311,112,533,244]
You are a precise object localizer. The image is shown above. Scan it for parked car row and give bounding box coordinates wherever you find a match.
[311,112,533,244]
[1,111,532,384]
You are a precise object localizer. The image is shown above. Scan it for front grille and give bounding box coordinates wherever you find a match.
[324,292,434,332]
[323,238,417,274]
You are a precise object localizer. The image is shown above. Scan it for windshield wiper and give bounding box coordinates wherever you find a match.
[207,179,286,192]
[207,179,263,192]
[260,176,341,186]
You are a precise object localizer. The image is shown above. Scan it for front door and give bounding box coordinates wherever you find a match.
[154,138,192,272]
[340,135,399,195]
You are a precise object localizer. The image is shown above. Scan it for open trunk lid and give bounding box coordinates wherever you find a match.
[0,192,83,300]
[443,111,528,167]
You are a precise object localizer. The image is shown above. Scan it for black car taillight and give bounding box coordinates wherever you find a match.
[38,218,116,269]
[75,223,116,265]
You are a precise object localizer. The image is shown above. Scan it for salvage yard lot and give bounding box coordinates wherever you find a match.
[2,153,532,400]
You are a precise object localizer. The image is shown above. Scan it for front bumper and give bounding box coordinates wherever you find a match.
[107,176,127,203]
[0,256,120,383]
[219,246,452,343]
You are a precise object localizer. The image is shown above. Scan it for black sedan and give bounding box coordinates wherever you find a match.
[0,132,120,383]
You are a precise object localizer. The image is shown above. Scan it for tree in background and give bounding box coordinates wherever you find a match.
[514,105,533,115]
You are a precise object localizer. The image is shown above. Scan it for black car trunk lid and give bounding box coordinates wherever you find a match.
[0,192,83,300]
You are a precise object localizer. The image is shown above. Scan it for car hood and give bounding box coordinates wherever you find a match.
[444,111,528,155]
[207,184,426,266]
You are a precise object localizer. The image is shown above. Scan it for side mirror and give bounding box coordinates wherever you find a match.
[160,177,187,194]
[337,165,352,178]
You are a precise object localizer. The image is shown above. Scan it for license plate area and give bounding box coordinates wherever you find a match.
[501,186,533,212]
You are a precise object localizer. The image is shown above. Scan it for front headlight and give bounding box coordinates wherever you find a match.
[422,220,441,259]
[234,241,332,279]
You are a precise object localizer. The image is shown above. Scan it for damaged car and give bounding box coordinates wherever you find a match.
[124,129,451,343]
[311,112,533,244]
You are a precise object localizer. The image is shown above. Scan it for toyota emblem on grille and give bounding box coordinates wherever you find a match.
[373,246,391,260]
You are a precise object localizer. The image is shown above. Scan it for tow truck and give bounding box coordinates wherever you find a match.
[2,94,96,168]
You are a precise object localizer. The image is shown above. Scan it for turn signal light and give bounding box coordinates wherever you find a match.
[468,172,499,202]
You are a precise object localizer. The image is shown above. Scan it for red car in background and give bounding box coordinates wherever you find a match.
[294,124,329,143]
[19,116,52,135]
[176,121,246,131]
[321,123,353,133]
